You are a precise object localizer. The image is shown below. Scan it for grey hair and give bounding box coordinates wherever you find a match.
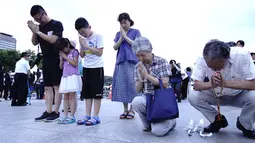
[203,39,230,61]
[132,37,153,54]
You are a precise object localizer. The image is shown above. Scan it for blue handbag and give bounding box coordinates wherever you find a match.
[146,79,179,122]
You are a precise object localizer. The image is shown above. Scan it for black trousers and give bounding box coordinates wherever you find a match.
[11,73,28,106]
[181,77,190,99]
[35,83,44,99]
[9,84,14,100]
[3,85,11,100]
[0,86,3,98]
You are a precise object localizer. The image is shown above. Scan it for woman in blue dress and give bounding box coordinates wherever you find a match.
[112,13,141,119]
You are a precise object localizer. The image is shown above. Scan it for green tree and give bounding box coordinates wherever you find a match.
[25,49,43,69]
[0,49,20,72]
[0,49,42,72]
[26,49,36,66]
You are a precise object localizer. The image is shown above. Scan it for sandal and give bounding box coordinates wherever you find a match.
[126,110,135,119]
[77,116,91,125]
[58,116,69,124]
[119,110,128,119]
[67,116,76,124]
[85,116,100,126]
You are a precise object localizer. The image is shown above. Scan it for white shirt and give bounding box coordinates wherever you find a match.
[81,33,104,68]
[181,69,188,79]
[15,58,30,74]
[192,47,255,96]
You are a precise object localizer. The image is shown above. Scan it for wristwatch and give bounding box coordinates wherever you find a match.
[37,31,42,35]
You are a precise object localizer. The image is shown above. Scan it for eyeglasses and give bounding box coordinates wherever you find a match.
[34,12,44,22]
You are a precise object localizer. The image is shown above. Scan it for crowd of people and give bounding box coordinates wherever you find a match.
[0,68,13,101]
[0,4,255,139]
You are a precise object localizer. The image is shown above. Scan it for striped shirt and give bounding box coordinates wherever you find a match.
[135,55,171,94]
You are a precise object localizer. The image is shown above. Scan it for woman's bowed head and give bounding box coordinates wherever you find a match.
[132,37,154,82]
[132,37,153,64]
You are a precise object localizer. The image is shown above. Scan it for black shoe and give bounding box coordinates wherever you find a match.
[20,103,27,106]
[204,115,228,133]
[45,111,59,122]
[35,111,51,122]
[143,126,152,132]
[236,117,255,139]
[182,97,187,100]
[80,95,84,101]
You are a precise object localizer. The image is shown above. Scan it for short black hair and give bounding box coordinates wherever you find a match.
[21,52,30,58]
[30,5,45,16]
[186,67,192,71]
[236,40,245,47]
[251,52,255,56]
[169,59,176,64]
[118,13,134,26]
[55,38,75,51]
[75,17,89,30]
[227,41,236,47]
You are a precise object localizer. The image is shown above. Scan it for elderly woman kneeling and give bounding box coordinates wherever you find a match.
[131,37,176,136]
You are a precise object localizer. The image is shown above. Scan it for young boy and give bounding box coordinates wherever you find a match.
[75,17,104,126]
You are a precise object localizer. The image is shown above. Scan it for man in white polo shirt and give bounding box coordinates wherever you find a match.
[11,52,31,106]
[188,40,255,139]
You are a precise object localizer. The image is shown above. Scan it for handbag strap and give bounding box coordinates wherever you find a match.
[158,79,164,89]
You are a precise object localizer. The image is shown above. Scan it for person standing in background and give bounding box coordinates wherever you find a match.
[181,67,191,99]
[0,64,3,101]
[251,52,255,64]
[236,40,245,48]
[11,52,30,106]
[112,13,141,119]
[28,5,64,122]
[35,70,44,99]
[9,71,15,100]
[3,72,11,100]
[169,60,183,102]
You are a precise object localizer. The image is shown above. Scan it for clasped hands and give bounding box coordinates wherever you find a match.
[211,71,225,88]
[118,26,128,41]
[27,20,39,34]
[137,62,149,81]
[59,52,68,61]
[78,36,89,49]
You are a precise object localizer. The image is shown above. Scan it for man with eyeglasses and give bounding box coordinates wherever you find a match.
[27,5,64,122]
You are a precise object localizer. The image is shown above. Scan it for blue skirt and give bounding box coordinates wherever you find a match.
[112,61,137,103]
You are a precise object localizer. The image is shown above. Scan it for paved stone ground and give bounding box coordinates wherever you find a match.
[0,97,254,143]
